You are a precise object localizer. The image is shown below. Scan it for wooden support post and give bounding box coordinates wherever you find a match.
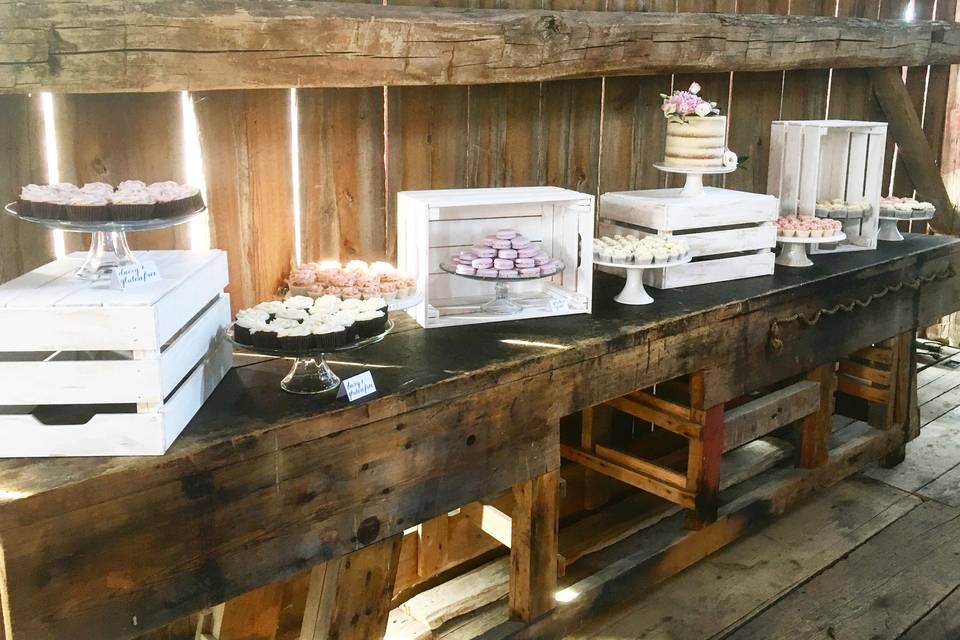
[685,403,724,530]
[417,515,449,578]
[799,363,837,469]
[883,331,918,468]
[194,580,287,640]
[299,534,403,640]
[580,405,618,510]
[509,470,559,623]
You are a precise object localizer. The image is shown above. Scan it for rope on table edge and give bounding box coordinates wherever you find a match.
[768,266,956,354]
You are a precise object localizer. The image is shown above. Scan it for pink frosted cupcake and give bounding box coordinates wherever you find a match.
[341,286,362,300]
[361,285,381,300]
[380,281,399,302]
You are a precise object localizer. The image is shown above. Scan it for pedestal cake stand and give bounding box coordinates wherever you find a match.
[878,211,934,242]
[439,262,565,315]
[652,163,737,198]
[3,202,205,280]
[593,255,693,305]
[775,232,847,268]
[228,320,394,394]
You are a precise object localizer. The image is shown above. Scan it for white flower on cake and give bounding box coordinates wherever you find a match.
[689,82,702,95]
[722,149,738,167]
[694,102,714,117]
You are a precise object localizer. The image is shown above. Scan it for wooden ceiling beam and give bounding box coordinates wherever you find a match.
[3,2,960,93]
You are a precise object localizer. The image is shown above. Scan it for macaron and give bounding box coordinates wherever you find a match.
[456,264,476,276]
[517,247,539,258]
[515,258,535,268]
[540,263,558,275]
[471,257,493,269]
[474,248,497,258]
[480,236,497,246]
[519,267,541,277]
[498,249,518,259]
[493,258,514,269]
[491,239,512,249]
[498,269,520,278]
[533,255,551,266]
[477,268,499,278]
[496,229,517,240]
[459,250,477,261]
[512,237,532,249]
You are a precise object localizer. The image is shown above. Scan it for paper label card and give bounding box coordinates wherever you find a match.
[337,371,377,402]
[110,261,161,290]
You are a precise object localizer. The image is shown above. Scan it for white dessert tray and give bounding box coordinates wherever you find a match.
[439,262,565,315]
[594,255,693,305]
[775,232,846,268]
[878,212,934,242]
[652,163,737,198]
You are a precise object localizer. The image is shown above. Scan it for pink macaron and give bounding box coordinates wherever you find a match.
[459,250,477,261]
[517,247,539,258]
[533,255,551,266]
[476,268,498,278]
[515,258,535,268]
[511,237,532,249]
[519,267,541,277]
[498,249,518,259]
[540,264,558,275]
[480,236,497,246]
[474,247,497,258]
[456,264,476,276]
[498,269,520,278]
[471,257,493,269]
[491,239,512,250]
[493,258,514,270]
[495,229,517,240]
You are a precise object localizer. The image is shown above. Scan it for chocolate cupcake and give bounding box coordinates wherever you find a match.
[355,310,386,339]
[310,324,340,350]
[110,190,157,222]
[66,194,111,223]
[278,325,313,351]
[251,325,280,350]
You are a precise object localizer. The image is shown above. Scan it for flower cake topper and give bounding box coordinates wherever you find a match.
[660,82,720,123]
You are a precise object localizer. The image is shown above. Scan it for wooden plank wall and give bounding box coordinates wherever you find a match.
[0,0,955,315]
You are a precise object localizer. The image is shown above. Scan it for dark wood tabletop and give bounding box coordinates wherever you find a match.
[2,234,959,640]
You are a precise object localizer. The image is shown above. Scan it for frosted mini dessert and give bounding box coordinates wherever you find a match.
[593,234,690,264]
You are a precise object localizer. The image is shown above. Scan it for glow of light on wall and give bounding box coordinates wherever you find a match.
[40,93,66,258]
[290,88,303,266]
[904,0,916,20]
[181,91,211,250]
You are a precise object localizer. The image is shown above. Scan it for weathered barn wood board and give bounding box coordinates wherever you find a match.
[898,576,960,640]
[725,499,960,639]
[192,90,295,312]
[0,95,54,283]
[298,87,387,263]
[466,83,543,189]
[828,0,882,124]
[5,4,960,93]
[864,407,960,493]
[924,0,959,196]
[778,0,830,121]
[1,237,959,639]
[53,92,189,250]
[570,477,920,640]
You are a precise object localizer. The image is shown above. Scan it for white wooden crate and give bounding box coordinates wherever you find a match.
[599,187,778,288]
[768,119,886,254]
[0,250,232,457]
[397,187,594,328]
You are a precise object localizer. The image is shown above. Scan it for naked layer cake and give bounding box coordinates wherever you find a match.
[660,82,737,169]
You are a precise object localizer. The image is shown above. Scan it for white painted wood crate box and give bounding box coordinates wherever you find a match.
[599,187,778,288]
[397,187,594,328]
[0,250,232,457]
[768,119,886,254]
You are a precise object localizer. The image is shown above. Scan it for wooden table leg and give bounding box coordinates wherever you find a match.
[299,533,403,640]
[509,469,559,622]
[685,403,724,530]
[580,404,617,511]
[799,363,837,468]
[882,331,917,468]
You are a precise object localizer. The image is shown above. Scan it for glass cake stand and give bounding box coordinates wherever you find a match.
[439,262,565,315]
[775,232,846,268]
[227,320,393,394]
[594,255,692,305]
[3,202,205,280]
[653,163,737,197]
[878,211,934,242]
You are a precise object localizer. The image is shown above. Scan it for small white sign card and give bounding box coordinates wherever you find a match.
[110,261,161,290]
[337,370,377,402]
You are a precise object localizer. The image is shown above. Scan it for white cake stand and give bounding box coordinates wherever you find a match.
[594,255,693,305]
[775,232,846,268]
[652,163,737,197]
[878,212,934,242]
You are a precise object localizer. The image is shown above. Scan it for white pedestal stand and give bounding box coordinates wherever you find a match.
[594,255,693,305]
[878,212,934,242]
[775,232,847,268]
[652,163,736,197]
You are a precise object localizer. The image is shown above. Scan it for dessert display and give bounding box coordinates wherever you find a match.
[444,229,563,278]
[286,260,417,303]
[232,295,389,350]
[879,196,935,219]
[16,181,203,223]
[593,234,690,264]
[775,216,842,238]
[660,82,737,169]
[814,199,871,220]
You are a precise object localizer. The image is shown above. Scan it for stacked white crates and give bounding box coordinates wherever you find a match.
[768,119,886,253]
[0,250,232,456]
[397,187,594,328]
[599,187,778,288]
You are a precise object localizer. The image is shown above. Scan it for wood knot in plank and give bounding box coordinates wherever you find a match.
[356,516,381,545]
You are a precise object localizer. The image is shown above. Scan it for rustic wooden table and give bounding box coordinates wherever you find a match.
[2,234,959,640]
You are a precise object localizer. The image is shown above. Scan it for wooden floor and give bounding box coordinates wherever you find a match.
[567,340,960,640]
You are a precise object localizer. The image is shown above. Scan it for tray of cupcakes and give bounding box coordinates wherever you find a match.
[229,295,392,356]
[285,260,420,311]
[7,181,204,230]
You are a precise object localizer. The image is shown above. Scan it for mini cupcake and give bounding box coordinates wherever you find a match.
[284,295,315,310]
[339,298,364,312]
[362,297,389,314]
[110,189,157,222]
[275,307,308,322]
[66,193,111,223]
[251,324,280,350]
[233,316,260,345]
[254,300,286,319]
[341,286,362,300]
[380,281,399,302]
[651,249,670,264]
[634,248,653,265]
[310,323,341,350]
[354,309,385,338]
[278,324,313,351]
[287,270,317,296]
[398,276,416,298]
[345,260,369,273]
[330,311,358,338]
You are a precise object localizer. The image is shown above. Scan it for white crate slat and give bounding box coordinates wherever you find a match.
[598,187,778,289]
[399,187,594,328]
[0,250,232,457]
[768,119,886,254]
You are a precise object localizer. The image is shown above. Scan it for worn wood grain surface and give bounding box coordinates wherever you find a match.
[5,3,960,93]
